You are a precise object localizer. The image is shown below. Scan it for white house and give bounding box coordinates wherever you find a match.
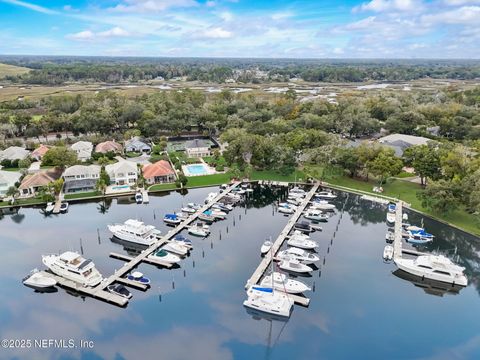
[185,139,210,158]
[378,134,432,156]
[105,160,138,185]
[0,146,30,162]
[63,165,101,193]
[0,170,22,198]
[70,141,93,162]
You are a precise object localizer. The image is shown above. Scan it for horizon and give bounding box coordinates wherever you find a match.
[1,0,480,59]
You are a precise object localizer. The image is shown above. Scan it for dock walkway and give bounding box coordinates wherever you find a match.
[393,201,403,260]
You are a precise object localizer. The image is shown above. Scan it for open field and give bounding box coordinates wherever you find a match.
[0,63,30,78]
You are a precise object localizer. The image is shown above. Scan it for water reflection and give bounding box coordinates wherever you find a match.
[392,269,463,297]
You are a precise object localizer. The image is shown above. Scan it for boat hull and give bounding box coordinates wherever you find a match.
[394,259,467,287]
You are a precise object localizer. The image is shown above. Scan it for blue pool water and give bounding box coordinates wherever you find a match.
[186,164,209,176]
[112,185,130,190]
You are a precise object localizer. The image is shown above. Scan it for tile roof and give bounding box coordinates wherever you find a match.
[31,144,51,159]
[142,160,175,178]
[95,140,123,154]
[19,169,62,189]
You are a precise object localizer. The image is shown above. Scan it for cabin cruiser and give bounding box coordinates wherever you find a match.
[388,202,396,213]
[392,269,464,297]
[135,192,143,204]
[289,187,306,197]
[260,272,311,294]
[261,240,273,255]
[42,251,103,287]
[386,231,395,243]
[205,192,218,204]
[108,219,160,246]
[408,228,434,241]
[278,247,320,264]
[188,202,202,210]
[310,200,336,211]
[44,202,54,214]
[243,285,293,318]
[278,205,295,214]
[278,257,312,273]
[316,191,337,200]
[162,241,189,256]
[22,269,57,289]
[107,284,132,299]
[198,212,215,222]
[188,223,210,237]
[304,209,328,222]
[287,231,318,250]
[406,236,433,245]
[148,249,181,264]
[206,209,227,220]
[163,213,182,225]
[286,197,301,206]
[173,234,193,248]
[383,245,394,261]
[181,206,196,214]
[59,202,69,213]
[386,212,396,224]
[394,255,467,286]
[294,221,313,233]
[127,271,150,285]
[212,203,232,212]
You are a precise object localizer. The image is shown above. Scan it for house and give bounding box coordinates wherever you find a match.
[378,134,432,156]
[0,146,30,162]
[0,170,22,198]
[31,144,51,161]
[63,165,101,193]
[124,137,151,154]
[143,160,176,185]
[185,139,210,158]
[19,169,62,197]
[70,141,93,162]
[105,160,138,185]
[95,140,123,154]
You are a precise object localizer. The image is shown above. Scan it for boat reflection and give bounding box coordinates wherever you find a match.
[392,269,464,297]
[110,236,148,256]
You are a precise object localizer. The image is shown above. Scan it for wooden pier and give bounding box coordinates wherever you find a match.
[142,189,149,204]
[393,201,403,260]
[42,182,240,306]
[245,183,320,307]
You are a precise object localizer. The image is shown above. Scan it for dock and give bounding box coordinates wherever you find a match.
[43,182,240,306]
[245,183,320,307]
[142,189,149,204]
[393,201,403,260]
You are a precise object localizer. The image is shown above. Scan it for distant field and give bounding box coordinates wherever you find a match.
[0,63,30,78]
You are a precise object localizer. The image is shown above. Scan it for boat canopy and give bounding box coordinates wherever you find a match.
[252,286,273,293]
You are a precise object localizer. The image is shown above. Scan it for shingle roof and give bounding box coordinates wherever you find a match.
[0,170,22,186]
[106,160,137,175]
[19,169,62,189]
[0,146,30,161]
[143,160,175,179]
[63,165,101,178]
[71,141,93,151]
[378,134,431,147]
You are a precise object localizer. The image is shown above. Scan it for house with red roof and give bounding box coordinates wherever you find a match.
[95,140,123,154]
[142,160,176,185]
[31,144,51,161]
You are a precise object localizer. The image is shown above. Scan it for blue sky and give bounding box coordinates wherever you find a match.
[0,0,479,58]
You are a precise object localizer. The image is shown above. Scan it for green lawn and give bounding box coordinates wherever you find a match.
[0,167,21,172]
[64,191,100,200]
[186,173,232,187]
[251,170,306,182]
[149,183,177,192]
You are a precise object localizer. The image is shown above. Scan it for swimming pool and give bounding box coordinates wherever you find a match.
[185,164,209,176]
[112,185,130,190]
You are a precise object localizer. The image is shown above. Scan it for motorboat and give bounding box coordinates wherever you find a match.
[385,231,395,243]
[278,257,312,273]
[148,249,181,264]
[243,285,293,318]
[392,269,464,297]
[404,224,423,232]
[289,186,306,197]
[173,234,193,248]
[162,241,189,256]
[383,245,394,261]
[42,251,103,287]
[234,188,247,195]
[220,184,228,191]
[107,284,132,299]
[205,192,218,204]
[206,209,227,219]
[261,240,273,255]
[44,202,54,214]
[406,236,433,245]
[386,212,396,224]
[198,212,216,222]
[127,271,150,285]
[212,203,232,212]
[181,206,196,214]
[260,272,311,294]
[287,231,318,250]
[59,202,69,213]
[316,191,337,200]
[163,213,182,225]
[293,221,313,233]
[286,197,300,206]
[22,269,57,289]
[304,209,328,222]
[187,202,202,210]
[310,200,336,211]
[279,202,296,209]
[408,229,434,241]
[388,202,396,213]
[135,192,143,204]
[188,223,210,237]
[403,213,408,221]
[108,219,161,246]
[278,206,295,214]
[394,255,467,286]
[175,212,189,220]
[288,191,304,199]
[278,247,320,264]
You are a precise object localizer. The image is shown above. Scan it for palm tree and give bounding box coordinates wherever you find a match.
[5,186,18,204]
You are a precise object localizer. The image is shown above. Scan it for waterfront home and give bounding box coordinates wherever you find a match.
[0,170,22,198]
[18,169,62,197]
[63,165,101,193]
[142,160,176,185]
[95,140,123,154]
[0,146,30,162]
[124,137,151,154]
[70,141,93,162]
[31,144,51,161]
[106,160,138,185]
[185,139,210,158]
[378,134,432,156]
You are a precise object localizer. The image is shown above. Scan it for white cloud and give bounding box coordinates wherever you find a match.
[110,0,199,13]
[192,27,233,39]
[421,5,480,25]
[353,0,421,12]
[66,30,95,41]
[219,11,233,21]
[98,26,130,37]
[0,0,59,14]
[271,11,294,20]
[443,0,480,5]
[66,27,131,41]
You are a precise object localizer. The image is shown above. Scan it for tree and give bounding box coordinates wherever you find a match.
[42,147,77,168]
[417,179,458,214]
[403,145,441,186]
[95,179,108,195]
[5,186,18,200]
[51,178,64,195]
[369,149,403,184]
[335,147,360,177]
[18,158,32,169]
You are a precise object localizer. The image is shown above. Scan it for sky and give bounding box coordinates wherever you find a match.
[0,0,479,58]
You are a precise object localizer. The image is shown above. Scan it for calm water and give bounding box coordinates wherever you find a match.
[1,186,480,360]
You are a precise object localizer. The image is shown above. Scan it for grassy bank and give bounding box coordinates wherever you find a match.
[149,183,177,192]
[251,170,306,182]
[64,191,100,200]
[186,173,232,187]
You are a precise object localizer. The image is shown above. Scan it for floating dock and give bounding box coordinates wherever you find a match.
[392,202,428,259]
[245,183,320,307]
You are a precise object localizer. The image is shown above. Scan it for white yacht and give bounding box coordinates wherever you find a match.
[289,187,306,197]
[42,251,103,287]
[261,240,273,255]
[278,247,320,264]
[383,245,394,261]
[181,206,196,214]
[148,249,181,264]
[108,219,160,246]
[310,200,336,211]
[162,241,189,256]
[286,197,301,206]
[44,202,55,214]
[386,212,396,224]
[205,192,218,204]
[188,223,210,237]
[316,191,337,200]
[304,209,328,222]
[22,269,57,289]
[260,272,311,294]
[278,257,312,273]
[279,206,295,214]
[394,255,467,286]
[287,231,318,250]
[243,285,293,318]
